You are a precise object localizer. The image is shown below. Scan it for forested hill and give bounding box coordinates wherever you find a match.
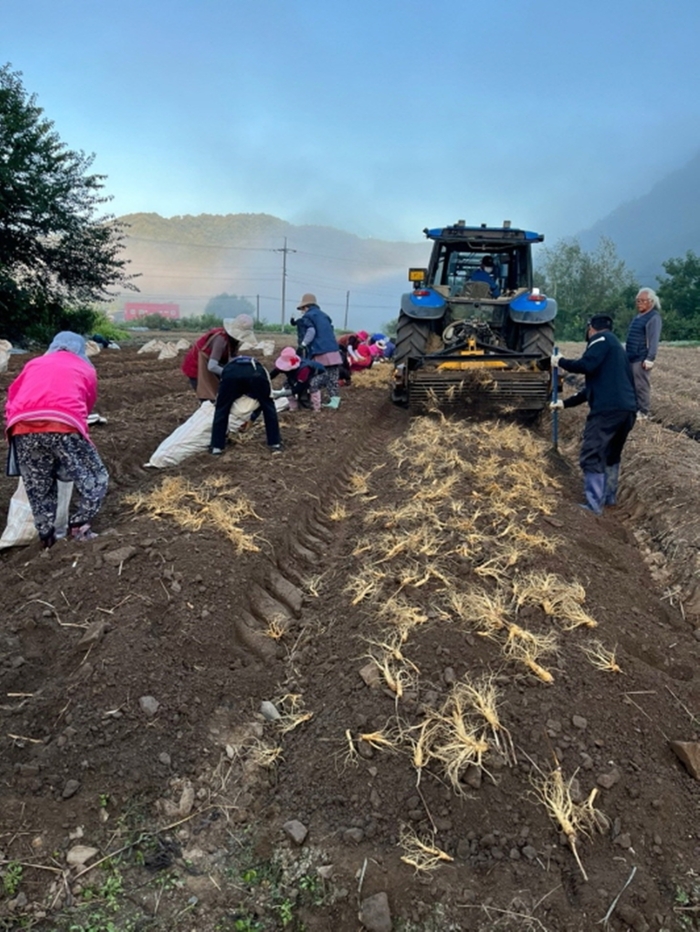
[578,149,700,282]
[115,212,429,331]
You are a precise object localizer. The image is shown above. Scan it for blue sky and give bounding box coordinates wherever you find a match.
[3,0,700,245]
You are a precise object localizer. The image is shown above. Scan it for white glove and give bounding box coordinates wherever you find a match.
[550,352,563,369]
[271,388,292,399]
[642,359,654,370]
[549,399,564,410]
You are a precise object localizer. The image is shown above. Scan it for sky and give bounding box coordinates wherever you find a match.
[3,0,700,325]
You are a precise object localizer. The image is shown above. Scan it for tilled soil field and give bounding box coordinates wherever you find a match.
[0,342,699,932]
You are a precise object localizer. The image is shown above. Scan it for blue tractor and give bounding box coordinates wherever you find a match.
[392,221,556,411]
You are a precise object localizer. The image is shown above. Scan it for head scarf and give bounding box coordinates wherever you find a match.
[45,331,93,365]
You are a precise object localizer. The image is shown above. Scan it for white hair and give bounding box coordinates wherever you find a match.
[636,287,661,310]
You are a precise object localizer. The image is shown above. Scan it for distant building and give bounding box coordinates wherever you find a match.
[124,302,180,321]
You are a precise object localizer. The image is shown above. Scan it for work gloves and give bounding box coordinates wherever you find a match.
[549,400,564,410]
[550,352,563,369]
[642,359,655,370]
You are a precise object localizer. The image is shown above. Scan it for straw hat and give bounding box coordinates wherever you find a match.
[296,293,317,310]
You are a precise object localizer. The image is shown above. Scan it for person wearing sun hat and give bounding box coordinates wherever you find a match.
[181,319,241,401]
[270,349,326,411]
[291,294,343,410]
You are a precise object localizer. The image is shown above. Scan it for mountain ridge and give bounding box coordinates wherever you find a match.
[577,149,700,282]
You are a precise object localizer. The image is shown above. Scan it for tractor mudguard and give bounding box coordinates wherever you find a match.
[508,294,557,325]
[400,288,447,320]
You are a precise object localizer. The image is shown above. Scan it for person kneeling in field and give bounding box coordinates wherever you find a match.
[550,315,637,516]
[5,332,109,548]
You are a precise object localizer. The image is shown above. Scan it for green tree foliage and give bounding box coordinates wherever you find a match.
[140,313,175,331]
[204,293,255,320]
[0,63,135,343]
[656,251,700,340]
[536,237,638,340]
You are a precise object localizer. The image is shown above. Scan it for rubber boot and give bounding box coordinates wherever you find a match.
[580,472,605,516]
[310,390,322,413]
[604,463,620,506]
[324,396,341,410]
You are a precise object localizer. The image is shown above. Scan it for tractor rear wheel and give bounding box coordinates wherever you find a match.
[393,312,431,366]
[391,312,436,405]
[518,321,555,359]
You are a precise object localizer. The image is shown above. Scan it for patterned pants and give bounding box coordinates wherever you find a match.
[13,433,109,537]
[310,365,340,400]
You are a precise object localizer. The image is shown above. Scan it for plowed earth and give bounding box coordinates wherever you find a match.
[0,342,699,932]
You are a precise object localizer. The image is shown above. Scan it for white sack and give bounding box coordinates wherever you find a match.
[145,399,252,468]
[85,340,101,357]
[138,339,163,354]
[157,343,179,360]
[0,478,74,549]
[250,339,274,357]
[145,396,288,468]
[0,349,10,375]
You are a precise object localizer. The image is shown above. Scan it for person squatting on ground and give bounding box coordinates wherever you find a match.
[292,293,343,410]
[210,338,282,455]
[270,348,326,410]
[369,333,395,359]
[550,315,637,516]
[4,332,109,548]
[181,317,250,400]
[337,331,368,385]
[625,287,662,419]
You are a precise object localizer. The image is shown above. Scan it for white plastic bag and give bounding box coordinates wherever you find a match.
[0,338,12,374]
[145,398,256,468]
[0,478,74,549]
[138,339,163,354]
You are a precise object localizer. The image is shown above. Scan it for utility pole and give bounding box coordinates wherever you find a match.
[255,294,260,323]
[275,238,296,327]
[343,291,350,330]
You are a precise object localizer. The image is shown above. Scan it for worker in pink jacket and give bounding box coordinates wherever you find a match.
[5,332,109,548]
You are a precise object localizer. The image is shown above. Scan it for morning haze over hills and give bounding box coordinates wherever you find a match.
[114,213,430,333]
[114,150,700,331]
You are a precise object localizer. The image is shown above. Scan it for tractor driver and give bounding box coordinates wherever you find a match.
[469,255,501,298]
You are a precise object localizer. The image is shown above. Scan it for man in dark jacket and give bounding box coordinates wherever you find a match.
[550,315,637,515]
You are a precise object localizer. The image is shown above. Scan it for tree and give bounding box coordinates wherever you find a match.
[0,63,135,342]
[536,237,638,340]
[203,293,255,320]
[656,251,700,340]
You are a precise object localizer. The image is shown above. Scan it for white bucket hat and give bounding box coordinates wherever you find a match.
[224,314,256,347]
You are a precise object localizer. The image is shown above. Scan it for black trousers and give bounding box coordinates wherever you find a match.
[579,410,636,473]
[211,361,281,449]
